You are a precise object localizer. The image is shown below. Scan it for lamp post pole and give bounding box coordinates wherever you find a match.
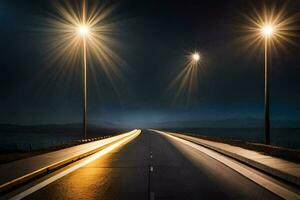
[82,0,87,139]
[264,37,270,145]
[83,36,87,139]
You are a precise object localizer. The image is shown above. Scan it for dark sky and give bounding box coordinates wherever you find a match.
[0,0,300,126]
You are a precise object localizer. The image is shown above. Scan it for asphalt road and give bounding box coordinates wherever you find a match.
[24,130,280,200]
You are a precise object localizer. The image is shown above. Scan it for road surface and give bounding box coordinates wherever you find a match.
[21,130,281,200]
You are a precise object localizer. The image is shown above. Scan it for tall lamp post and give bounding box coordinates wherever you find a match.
[244,6,297,145]
[75,0,90,139]
[77,25,89,139]
[48,0,119,139]
[78,25,89,139]
[261,25,274,145]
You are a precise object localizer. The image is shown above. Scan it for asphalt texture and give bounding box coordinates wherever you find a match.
[24,130,280,200]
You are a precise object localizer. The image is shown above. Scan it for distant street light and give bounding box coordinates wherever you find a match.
[192,52,200,62]
[168,51,202,102]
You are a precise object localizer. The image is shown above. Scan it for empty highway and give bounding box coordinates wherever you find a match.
[9,130,290,200]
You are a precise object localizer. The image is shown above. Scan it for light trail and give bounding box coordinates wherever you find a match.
[9,130,141,200]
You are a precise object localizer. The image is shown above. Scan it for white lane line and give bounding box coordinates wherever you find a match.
[9,130,141,200]
[1,130,138,192]
[157,131,300,200]
[150,166,154,172]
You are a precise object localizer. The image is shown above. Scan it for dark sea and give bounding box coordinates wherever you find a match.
[0,132,81,151]
[0,124,125,151]
[166,128,300,150]
[0,128,299,151]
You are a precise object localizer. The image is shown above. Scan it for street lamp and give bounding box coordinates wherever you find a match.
[78,25,89,36]
[243,7,297,145]
[261,24,274,145]
[243,6,299,145]
[168,51,202,102]
[77,25,90,139]
[46,0,121,140]
[192,52,200,62]
[262,25,273,37]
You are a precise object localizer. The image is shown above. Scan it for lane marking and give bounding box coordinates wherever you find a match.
[1,130,138,192]
[155,130,300,200]
[150,166,154,172]
[9,130,141,200]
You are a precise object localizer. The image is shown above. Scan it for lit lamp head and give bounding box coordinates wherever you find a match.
[192,52,200,62]
[261,24,274,37]
[78,25,90,37]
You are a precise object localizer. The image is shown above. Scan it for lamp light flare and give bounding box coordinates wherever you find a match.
[44,0,124,83]
[262,25,273,37]
[242,5,298,52]
[168,50,203,104]
[242,5,299,145]
[44,0,124,139]
[192,53,200,61]
[78,25,89,36]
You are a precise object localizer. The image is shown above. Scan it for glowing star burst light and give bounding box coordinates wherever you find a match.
[45,0,123,78]
[78,25,90,36]
[192,53,200,62]
[44,0,123,139]
[242,5,298,145]
[168,51,203,104]
[242,5,298,52]
[261,25,273,37]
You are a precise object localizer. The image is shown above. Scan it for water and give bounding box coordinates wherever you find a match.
[0,128,299,151]
[0,126,123,151]
[167,128,300,150]
[0,132,81,151]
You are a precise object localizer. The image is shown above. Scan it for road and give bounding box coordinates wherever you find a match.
[21,130,280,200]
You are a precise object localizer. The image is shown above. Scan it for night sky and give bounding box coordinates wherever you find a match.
[0,0,300,127]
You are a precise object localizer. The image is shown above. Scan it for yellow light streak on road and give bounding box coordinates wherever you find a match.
[9,130,141,200]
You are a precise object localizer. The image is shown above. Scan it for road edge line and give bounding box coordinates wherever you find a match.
[8,130,140,200]
[153,130,300,200]
[0,130,138,193]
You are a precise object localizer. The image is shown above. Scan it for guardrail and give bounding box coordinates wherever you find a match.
[0,130,139,193]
